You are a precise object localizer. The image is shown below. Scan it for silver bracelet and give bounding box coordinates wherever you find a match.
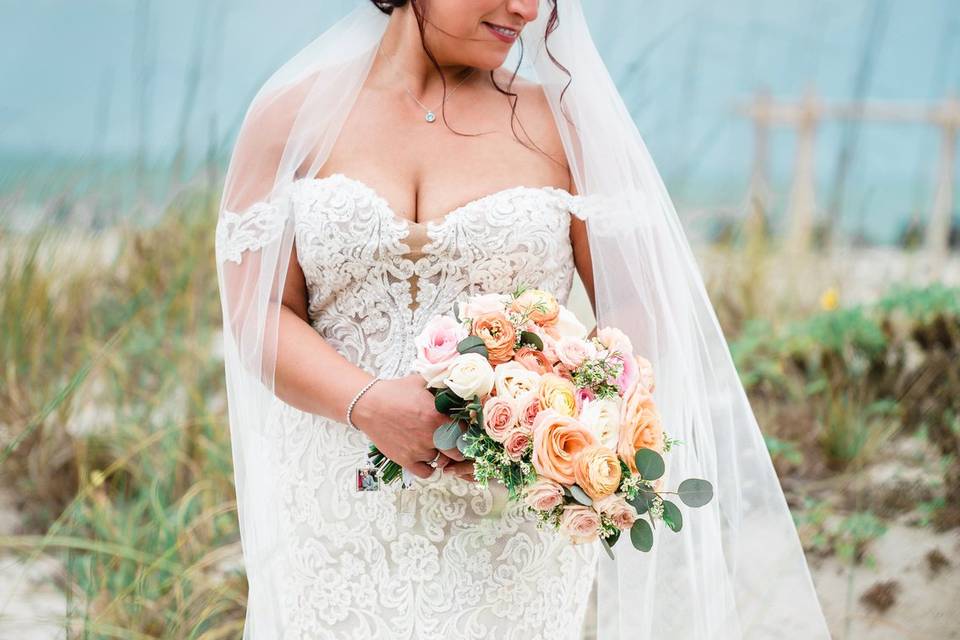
[346,376,381,431]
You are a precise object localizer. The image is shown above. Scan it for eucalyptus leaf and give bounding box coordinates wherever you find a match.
[627,490,654,515]
[562,485,574,498]
[433,421,462,451]
[634,448,665,481]
[661,499,683,532]
[456,431,471,455]
[434,389,466,415]
[677,478,714,507]
[630,518,653,552]
[569,484,593,506]
[457,336,488,357]
[519,330,544,351]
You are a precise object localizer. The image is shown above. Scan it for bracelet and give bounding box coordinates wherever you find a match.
[346,376,381,431]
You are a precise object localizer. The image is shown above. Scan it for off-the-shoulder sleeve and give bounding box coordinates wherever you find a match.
[215,197,290,265]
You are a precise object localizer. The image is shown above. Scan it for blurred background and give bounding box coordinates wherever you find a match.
[1,1,958,638]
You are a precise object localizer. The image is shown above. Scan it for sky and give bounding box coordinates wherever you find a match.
[1,0,957,242]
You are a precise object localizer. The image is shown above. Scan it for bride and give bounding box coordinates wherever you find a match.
[214,1,832,639]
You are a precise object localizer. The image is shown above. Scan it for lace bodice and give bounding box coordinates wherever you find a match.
[288,172,587,378]
[217,173,598,639]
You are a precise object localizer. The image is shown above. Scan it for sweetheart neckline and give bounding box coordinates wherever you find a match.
[301,172,578,230]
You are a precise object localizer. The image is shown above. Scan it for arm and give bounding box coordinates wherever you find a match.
[567,172,598,341]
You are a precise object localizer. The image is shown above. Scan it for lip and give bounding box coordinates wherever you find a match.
[483,21,520,43]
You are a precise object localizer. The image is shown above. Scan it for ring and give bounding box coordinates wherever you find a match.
[428,450,441,468]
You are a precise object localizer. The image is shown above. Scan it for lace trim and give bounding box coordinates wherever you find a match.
[215,200,288,264]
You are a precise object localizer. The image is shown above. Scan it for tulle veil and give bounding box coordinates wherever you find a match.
[213,1,832,637]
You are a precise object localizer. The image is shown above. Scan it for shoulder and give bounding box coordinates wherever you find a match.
[491,70,571,184]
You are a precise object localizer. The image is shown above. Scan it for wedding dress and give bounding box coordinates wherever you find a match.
[227,172,599,639]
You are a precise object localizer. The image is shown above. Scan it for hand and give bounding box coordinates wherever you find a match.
[350,373,465,479]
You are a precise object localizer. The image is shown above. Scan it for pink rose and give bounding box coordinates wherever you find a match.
[593,494,639,530]
[503,426,532,461]
[523,477,564,512]
[514,346,553,375]
[609,351,638,396]
[556,336,596,370]
[516,392,541,430]
[597,326,633,356]
[575,387,596,413]
[414,316,469,388]
[559,505,601,544]
[482,396,516,442]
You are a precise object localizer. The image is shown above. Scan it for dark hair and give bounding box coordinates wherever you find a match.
[369,0,571,166]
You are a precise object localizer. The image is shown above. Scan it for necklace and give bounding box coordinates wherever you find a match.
[378,43,475,123]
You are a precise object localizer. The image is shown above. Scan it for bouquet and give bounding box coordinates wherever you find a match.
[366,284,713,557]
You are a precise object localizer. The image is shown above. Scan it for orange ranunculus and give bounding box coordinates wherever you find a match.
[573,445,622,500]
[531,409,598,485]
[510,288,560,327]
[514,346,553,375]
[617,383,665,476]
[538,373,577,417]
[471,311,516,365]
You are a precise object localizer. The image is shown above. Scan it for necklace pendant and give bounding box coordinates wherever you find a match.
[424,111,436,123]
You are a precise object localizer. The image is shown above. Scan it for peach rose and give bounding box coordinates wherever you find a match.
[538,373,577,417]
[635,355,655,395]
[458,292,510,322]
[573,445,622,500]
[523,477,564,512]
[510,288,560,327]
[531,409,598,485]
[593,493,639,530]
[545,306,587,340]
[516,391,541,430]
[559,505,601,544]
[617,384,665,476]
[482,396,517,442]
[514,346,553,375]
[471,311,516,365]
[493,361,541,400]
[503,426,532,461]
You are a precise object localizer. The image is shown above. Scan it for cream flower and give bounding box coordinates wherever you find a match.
[443,353,495,400]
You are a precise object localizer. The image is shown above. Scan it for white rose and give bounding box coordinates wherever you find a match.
[442,353,495,400]
[579,396,621,450]
[494,361,542,400]
[551,306,588,339]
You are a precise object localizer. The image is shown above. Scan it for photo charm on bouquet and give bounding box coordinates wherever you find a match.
[364,284,714,558]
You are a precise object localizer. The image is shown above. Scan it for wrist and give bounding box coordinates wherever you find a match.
[346,375,380,433]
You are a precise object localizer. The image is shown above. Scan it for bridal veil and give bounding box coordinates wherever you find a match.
[213,1,832,638]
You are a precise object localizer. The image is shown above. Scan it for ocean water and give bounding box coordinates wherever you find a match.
[1,0,956,243]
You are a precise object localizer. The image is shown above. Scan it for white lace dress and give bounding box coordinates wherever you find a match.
[260,173,598,639]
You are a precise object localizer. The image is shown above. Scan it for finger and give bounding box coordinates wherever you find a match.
[407,462,435,479]
[445,460,475,478]
[440,446,465,462]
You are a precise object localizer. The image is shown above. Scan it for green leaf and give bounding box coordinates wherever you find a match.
[456,431,472,455]
[434,389,466,415]
[634,448,665,481]
[600,533,617,561]
[519,331,544,351]
[457,336,488,357]
[630,518,653,552]
[661,499,683,532]
[627,490,654,515]
[677,478,714,507]
[569,484,593,506]
[433,421,462,450]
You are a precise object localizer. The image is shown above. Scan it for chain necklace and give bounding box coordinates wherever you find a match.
[377,43,475,123]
